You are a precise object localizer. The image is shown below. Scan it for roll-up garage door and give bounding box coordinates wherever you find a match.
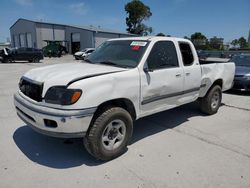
[71,33,80,54]
[14,35,19,47]
[26,33,32,47]
[72,33,80,42]
[20,34,25,47]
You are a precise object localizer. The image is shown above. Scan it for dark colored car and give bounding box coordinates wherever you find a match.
[0,47,43,63]
[231,54,250,91]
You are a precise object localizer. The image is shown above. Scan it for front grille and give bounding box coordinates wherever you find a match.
[19,77,43,102]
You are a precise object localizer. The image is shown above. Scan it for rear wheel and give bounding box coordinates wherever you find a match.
[84,107,133,161]
[199,85,222,115]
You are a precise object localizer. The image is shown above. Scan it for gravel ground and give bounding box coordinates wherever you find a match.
[0,55,250,188]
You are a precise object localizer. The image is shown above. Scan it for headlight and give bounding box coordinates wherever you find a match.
[44,86,82,105]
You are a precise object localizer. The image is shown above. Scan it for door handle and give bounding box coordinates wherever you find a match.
[186,72,191,76]
[176,74,182,77]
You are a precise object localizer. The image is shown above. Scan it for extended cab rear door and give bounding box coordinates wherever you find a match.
[140,40,184,116]
[178,41,202,103]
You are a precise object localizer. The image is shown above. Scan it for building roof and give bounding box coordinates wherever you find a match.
[10,18,134,36]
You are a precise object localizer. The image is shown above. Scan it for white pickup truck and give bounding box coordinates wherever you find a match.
[14,37,235,160]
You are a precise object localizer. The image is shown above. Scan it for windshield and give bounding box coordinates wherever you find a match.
[231,55,250,67]
[86,40,149,68]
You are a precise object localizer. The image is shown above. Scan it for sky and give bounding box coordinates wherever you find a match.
[0,0,249,43]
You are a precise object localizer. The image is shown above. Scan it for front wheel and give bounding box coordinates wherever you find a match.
[84,107,133,161]
[199,85,222,115]
[3,58,12,63]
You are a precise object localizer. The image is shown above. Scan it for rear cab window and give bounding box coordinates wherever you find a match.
[179,42,194,66]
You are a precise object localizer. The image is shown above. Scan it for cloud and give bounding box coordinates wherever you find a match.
[69,2,88,15]
[15,0,33,6]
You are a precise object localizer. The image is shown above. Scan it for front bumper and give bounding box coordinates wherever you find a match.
[14,92,96,138]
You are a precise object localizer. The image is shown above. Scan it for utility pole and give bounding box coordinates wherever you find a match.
[248,30,250,46]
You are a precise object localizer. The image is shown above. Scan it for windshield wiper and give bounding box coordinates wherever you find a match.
[98,61,118,66]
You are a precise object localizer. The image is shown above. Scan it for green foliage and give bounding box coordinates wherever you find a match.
[231,39,239,47]
[191,32,207,40]
[231,37,249,49]
[125,0,152,35]
[238,37,249,48]
[156,33,166,36]
[190,32,208,50]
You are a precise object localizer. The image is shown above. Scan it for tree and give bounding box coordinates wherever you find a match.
[156,33,166,36]
[238,37,249,48]
[231,39,239,48]
[190,32,208,50]
[125,0,152,36]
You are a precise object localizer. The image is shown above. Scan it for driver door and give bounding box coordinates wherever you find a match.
[140,41,184,116]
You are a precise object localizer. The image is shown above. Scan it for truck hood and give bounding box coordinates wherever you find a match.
[23,62,127,86]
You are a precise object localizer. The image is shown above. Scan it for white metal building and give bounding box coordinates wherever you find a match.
[10,18,133,53]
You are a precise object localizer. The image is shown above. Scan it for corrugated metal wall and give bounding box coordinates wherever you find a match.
[10,19,37,48]
[36,23,65,49]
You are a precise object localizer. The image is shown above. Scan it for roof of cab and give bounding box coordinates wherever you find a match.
[108,36,191,43]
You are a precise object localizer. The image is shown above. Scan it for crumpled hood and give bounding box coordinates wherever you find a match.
[23,62,126,86]
[235,66,250,76]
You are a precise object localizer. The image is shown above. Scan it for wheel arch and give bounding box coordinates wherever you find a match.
[212,79,223,89]
[92,98,137,122]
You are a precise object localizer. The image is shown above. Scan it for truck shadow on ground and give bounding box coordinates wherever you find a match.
[13,102,205,168]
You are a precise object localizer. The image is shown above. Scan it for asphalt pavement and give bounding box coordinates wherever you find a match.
[0,56,249,188]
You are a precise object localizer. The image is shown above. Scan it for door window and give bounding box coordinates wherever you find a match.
[147,41,179,70]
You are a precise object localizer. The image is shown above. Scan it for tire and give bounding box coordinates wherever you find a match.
[3,58,12,63]
[199,85,222,115]
[84,107,133,161]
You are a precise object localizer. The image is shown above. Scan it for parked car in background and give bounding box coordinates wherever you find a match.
[231,54,250,91]
[74,48,95,60]
[0,47,43,63]
[197,50,209,59]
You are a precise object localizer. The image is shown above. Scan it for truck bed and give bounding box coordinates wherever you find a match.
[199,61,235,97]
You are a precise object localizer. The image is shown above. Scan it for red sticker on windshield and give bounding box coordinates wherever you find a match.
[132,45,140,51]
